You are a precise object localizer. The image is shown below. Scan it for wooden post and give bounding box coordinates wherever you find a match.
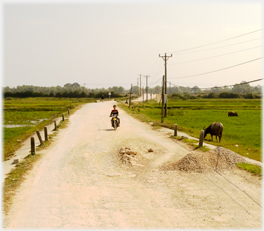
[62,114,65,121]
[36,130,44,145]
[31,137,35,155]
[199,130,204,147]
[68,108,70,114]
[174,124,177,136]
[44,126,48,141]
[54,120,57,130]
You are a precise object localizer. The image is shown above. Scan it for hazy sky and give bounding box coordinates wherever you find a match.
[2,0,262,90]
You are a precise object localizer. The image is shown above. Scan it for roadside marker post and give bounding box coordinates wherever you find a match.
[31,137,35,155]
[44,126,48,141]
[199,130,204,147]
[36,130,44,146]
[174,124,177,136]
[54,120,57,130]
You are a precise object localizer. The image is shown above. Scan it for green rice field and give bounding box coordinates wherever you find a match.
[122,98,262,161]
[3,97,94,160]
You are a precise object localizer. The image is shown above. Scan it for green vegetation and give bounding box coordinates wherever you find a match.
[236,163,262,177]
[120,98,261,161]
[3,97,94,160]
[3,153,42,214]
[171,135,210,152]
[3,112,71,214]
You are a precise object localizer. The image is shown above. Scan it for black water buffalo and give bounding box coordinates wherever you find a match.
[204,122,223,143]
[228,111,238,117]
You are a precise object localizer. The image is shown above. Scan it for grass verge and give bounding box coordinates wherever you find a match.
[3,154,42,214]
[3,106,71,215]
[236,163,262,177]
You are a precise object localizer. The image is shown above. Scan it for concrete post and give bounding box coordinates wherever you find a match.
[174,124,177,136]
[199,130,204,147]
[54,120,57,130]
[31,137,35,155]
[44,126,48,141]
[36,130,44,145]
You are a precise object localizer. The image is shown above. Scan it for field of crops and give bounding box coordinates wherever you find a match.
[125,98,262,161]
[3,97,94,160]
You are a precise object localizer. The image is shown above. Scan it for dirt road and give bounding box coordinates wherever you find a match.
[3,101,262,228]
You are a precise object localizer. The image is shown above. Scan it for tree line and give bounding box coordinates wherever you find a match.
[3,81,262,99]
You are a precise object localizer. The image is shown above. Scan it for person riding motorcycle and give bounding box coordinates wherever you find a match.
[109,105,120,127]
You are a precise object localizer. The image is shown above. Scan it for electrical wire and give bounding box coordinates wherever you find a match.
[168,46,262,65]
[168,78,262,90]
[169,57,262,80]
[171,38,261,55]
[167,29,262,54]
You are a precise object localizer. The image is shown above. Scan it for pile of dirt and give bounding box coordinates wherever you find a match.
[119,147,137,164]
[161,147,247,173]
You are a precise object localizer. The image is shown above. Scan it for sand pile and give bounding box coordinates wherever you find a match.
[119,147,137,164]
[162,147,247,173]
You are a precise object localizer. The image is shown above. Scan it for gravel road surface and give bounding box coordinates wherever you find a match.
[3,101,262,228]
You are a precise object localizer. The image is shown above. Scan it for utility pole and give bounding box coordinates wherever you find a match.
[139,74,142,96]
[129,84,132,108]
[161,75,165,123]
[142,88,145,106]
[144,75,150,103]
[137,78,139,96]
[159,53,172,116]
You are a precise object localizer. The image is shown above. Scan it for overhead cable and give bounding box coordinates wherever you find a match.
[169,46,261,65]
[169,57,262,80]
[167,29,262,54]
[168,78,262,90]
[173,38,261,55]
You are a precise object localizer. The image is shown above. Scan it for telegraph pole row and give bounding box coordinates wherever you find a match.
[159,53,172,116]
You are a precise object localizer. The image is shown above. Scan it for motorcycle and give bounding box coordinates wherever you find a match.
[111,114,119,130]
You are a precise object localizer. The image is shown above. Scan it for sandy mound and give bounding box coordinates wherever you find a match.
[161,147,247,173]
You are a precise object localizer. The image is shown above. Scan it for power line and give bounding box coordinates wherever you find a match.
[171,38,261,55]
[167,29,262,53]
[200,78,262,90]
[149,63,163,87]
[168,78,262,90]
[149,77,163,88]
[169,57,262,80]
[168,46,261,65]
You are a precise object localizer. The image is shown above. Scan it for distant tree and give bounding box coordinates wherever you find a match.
[153,85,161,94]
[191,86,201,94]
[232,81,252,94]
[252,85,262,94]
[72,82,80,88]
[64,83,72,88]
[211,87,221,94]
